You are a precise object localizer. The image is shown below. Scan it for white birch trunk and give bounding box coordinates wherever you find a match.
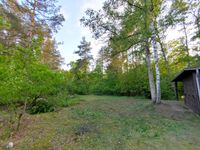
[144,0,156,102]
[145,40,156,102]
[152,34,161,104]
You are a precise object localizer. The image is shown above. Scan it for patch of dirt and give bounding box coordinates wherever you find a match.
[156,101,194,120]
[0,113,39,149]
[12,114,37,140]
[75,124,97,136]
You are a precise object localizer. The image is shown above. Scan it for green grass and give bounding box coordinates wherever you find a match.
[1,95,200,150]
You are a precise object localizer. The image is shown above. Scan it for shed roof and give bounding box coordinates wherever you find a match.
[172,68,200,82]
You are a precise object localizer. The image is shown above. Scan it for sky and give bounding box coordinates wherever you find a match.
[55,0,105,69]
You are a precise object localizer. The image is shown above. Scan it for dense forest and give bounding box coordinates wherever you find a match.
[0,0,199,130]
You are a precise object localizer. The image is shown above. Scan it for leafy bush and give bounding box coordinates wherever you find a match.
[0,43,70,114]
[29,98,55,114]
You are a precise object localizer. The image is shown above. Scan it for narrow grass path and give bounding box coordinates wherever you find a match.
[1,95,200,150]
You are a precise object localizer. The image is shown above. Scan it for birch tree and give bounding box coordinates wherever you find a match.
[81,0,157,102]
[81,0,166,102]
[152,33,161,103]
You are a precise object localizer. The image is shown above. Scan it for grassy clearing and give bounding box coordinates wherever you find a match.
[0,95,200,150]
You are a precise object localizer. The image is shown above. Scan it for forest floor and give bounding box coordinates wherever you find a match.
[1,95,200,150]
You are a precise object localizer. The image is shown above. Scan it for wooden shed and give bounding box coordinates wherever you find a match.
[172,68,200,114]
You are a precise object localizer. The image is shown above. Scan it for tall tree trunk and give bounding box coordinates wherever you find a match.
[143,0,156,102]
[196,15,200,38]
[126,50,129,72]
[145,39,156,102]
[182,20,190,67]
[131,48,135,68]
[154,27,170,75]
[27,0,37,47]
[16,100,27,131]
[152,34,161,104]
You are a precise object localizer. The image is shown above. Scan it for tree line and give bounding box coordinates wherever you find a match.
[0,0,199,132]
[70,0,199,103]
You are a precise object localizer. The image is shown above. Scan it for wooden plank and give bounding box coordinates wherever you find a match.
[196,69,200,101]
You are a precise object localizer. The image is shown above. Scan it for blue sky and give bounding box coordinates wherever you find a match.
[55,0,105,69]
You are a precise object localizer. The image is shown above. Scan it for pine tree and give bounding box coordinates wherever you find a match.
[42,37,64,70]
[20,0,65,38]
[74,37,93,73]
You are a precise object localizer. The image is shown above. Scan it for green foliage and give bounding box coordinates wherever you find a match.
[120,65,149,96]
[160,77,175,100]
[29,98,55,114]
[0,16,10,29]
[77,63,150,98]
[0,37,69,110]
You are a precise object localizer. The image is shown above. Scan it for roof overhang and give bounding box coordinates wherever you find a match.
[172,68,200,82]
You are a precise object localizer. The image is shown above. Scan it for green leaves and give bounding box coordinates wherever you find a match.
[0,17,10,29]
[0,37,67,106]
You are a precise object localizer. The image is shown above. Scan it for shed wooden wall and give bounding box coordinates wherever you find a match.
[183,73,200,114]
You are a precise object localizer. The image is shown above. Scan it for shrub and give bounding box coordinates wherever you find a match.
[29,98,55,114]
